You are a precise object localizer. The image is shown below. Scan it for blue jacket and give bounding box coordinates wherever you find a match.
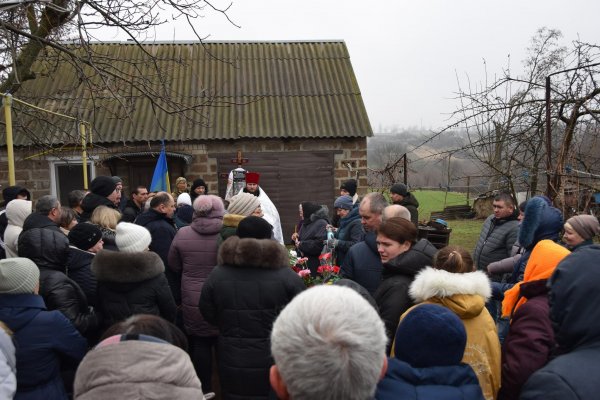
[334,206,364,266]
[135,209,180,303]
[0,294,87,400]
[135,209,177,267]
[341,232,382,295]
[376,358,485,400]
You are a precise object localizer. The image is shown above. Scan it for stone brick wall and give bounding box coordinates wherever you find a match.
[0,136,368,198]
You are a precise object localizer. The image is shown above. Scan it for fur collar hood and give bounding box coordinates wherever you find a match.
[218,236,288,269]
[409,267,492,303]
[309,206,329,224]
[518,196,563,249]
[92,249,164,283]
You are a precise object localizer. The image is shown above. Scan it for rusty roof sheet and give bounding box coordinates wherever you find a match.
[6,41,372,145]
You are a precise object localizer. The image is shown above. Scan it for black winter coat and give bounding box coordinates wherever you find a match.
[135,209,180,302]
[394,192,420,226]
[374,239,437,348]
[91,250,177,330]
[18,216,99,336]
[200,236,305,400]
[21,211,60,233]
[121,199,142,223]
[98,226,118,251]
[297,206,328,275]
[79,193,119,223]
[341,231,383,295]
[67,246,98,307]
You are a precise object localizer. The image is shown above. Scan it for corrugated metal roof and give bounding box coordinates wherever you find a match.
[5,41,372,145]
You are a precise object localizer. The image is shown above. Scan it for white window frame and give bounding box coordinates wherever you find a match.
[48,156,98,198]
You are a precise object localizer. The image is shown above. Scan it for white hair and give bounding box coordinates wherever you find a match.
[382,204,411,222]
[271,285,387,400]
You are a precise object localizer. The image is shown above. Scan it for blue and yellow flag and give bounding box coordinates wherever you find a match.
[150,141,170,192]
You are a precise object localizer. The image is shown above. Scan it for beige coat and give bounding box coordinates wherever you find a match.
[400,267,501,400]
[74,339,204,400]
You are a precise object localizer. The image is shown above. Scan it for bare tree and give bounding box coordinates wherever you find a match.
[444,28,600,205]
[0,0,238,148]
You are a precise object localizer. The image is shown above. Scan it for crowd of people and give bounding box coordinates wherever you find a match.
[0,174,599,400]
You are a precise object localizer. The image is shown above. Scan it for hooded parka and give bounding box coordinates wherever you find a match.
[297,204,329,275]
[406,267,501,400]
[4,199,32,258]
[199,236,305,400]
[520,245,600,400]
[92,250,177,330]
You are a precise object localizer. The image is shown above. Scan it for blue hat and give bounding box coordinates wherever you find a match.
[519,196,563,249]
[395,304,466,368]
[333,195,353,210]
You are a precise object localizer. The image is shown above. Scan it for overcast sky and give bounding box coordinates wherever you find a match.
[103,0,600,133]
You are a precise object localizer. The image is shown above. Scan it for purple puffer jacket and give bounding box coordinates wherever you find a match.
[168,214,222,337]
[498,279,555,400]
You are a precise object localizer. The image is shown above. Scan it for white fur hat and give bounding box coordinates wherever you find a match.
[115,222,152,253]
[177,193,192,207]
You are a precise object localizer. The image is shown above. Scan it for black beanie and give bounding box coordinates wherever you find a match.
[191,178,208,193]
[301,202,320,223]
[90,176,117,197]
[236,216,273,240]
[2,186,31,207]
[68,223,103,251]
[340,179,357,197]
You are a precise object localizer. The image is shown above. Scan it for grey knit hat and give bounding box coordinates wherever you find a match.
[0,258,40,294]
[227,193,261,217]
[566,215,600,241]
[115,222,152,253]
[390,183,409,197]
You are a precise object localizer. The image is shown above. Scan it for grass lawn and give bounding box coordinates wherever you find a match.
[413,190,483,251]
[445,219,483,250]
[413,189,470,220]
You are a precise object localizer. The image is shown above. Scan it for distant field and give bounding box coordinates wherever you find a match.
[413,189,483,251]
[413,190,470,220]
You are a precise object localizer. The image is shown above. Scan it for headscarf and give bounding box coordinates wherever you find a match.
[501,240,570,318]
